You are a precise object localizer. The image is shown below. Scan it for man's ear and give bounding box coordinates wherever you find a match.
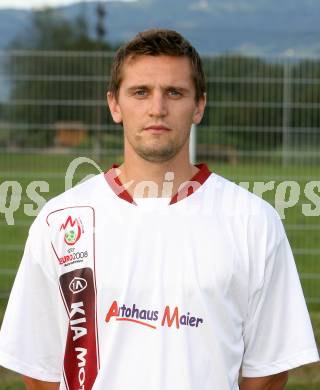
[192,93,206,125]
[107,91,122,123]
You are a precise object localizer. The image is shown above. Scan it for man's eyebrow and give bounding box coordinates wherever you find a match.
[165,85,190,93]
[126,85,191,93]
[126,85,150,92]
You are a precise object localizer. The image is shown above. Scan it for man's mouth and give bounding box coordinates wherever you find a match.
[144,125,171,133]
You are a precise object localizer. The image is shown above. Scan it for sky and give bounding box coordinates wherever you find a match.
[0,0,135,9]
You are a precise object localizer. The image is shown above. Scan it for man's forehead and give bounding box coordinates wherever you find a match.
[120,55,194,86]
[124,53,191,66]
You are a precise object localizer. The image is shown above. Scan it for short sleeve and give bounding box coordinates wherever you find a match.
[242,220,319,377]
[0,222,66,381]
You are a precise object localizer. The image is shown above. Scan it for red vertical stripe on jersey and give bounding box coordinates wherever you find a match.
[60,268,98,390]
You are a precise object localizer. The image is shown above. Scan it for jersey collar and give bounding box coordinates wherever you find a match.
[104,163,211,206]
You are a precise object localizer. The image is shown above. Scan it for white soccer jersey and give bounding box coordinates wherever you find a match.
[0,164,318,390]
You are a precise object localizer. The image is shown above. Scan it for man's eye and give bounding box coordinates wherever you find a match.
[168,89,182,97]
[134,89,147,97]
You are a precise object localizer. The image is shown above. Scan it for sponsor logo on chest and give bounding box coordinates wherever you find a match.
[105,300,204,330]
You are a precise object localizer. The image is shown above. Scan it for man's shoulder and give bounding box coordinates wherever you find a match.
[207,173,279,220]
[35,173,107,225]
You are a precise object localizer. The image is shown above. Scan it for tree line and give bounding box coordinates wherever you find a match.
[1,8,320,152]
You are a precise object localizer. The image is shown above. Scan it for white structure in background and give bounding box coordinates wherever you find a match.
[189,124,196,164]
[282,49,294,166]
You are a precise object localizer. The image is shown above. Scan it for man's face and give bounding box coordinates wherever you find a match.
[107,55,206,163]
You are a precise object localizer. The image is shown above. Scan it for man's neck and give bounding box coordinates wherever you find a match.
[117,153,199,199]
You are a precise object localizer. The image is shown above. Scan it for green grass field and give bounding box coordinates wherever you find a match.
[0,152,319,388]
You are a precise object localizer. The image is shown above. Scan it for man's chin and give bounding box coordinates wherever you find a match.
[136,146,179,163]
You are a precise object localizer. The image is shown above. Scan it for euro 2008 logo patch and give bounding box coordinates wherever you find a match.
[46,207,94,267]
[60,216,82,246]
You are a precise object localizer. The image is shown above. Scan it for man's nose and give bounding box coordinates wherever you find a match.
[148,92,168,117]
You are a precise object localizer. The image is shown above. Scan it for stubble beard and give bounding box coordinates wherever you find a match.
[131,135,187,163]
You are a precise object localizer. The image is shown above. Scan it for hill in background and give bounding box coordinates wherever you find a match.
[0,0,320,56]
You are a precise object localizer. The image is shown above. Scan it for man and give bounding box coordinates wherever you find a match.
[0,29,318,390]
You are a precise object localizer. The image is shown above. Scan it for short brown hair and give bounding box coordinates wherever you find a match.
[109,29,206,102]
